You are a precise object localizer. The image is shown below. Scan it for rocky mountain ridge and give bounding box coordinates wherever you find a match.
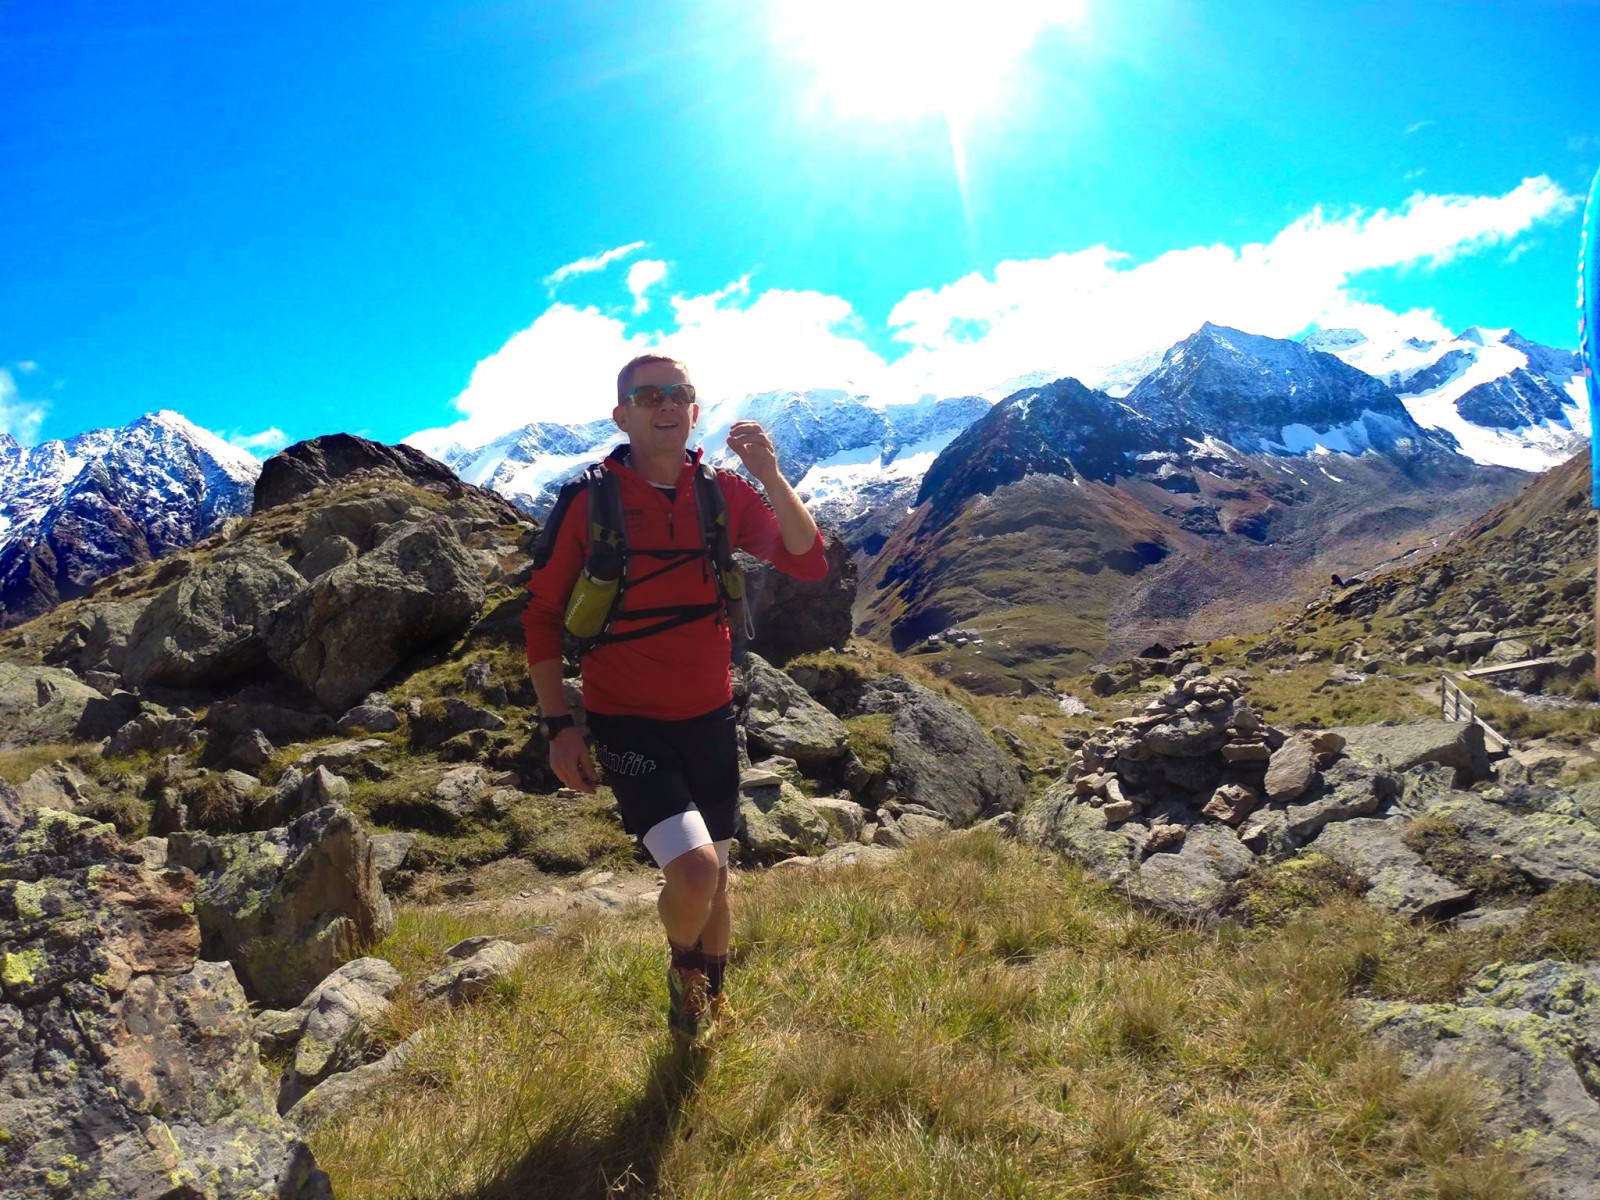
[0,411,260,628]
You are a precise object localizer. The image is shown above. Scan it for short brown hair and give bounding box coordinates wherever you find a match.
[616,354,689,403]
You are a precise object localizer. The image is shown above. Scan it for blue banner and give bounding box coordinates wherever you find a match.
[1583,164,1600,505]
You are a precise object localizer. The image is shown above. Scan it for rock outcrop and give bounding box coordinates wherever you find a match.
[266,518,486,712]
[1361,960,1600,1200]
[0,809,330,1199]
[168,804,395,1008]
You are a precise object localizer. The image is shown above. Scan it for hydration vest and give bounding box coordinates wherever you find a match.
[531,454,747,655]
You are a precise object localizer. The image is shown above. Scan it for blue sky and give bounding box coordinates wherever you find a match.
[1,0,1595,454]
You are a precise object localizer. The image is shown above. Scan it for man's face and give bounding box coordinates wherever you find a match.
[613,360,698,456]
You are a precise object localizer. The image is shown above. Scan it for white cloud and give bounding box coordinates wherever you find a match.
[1404,120,1436,136]
[226,426,289,453]
[627,259,669,313]
[0,369,46,444]
[1404,168,1427,182]
[15,361,37,373]
[414,176,1577,450]
[544,241,647,289]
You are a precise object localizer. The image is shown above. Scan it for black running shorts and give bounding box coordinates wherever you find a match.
[585,702,742,843]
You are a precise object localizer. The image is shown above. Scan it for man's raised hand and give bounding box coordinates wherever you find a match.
[726,420,780,484]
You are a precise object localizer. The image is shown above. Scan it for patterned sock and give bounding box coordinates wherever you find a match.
[669,939,705,973]
[695,938,728,996]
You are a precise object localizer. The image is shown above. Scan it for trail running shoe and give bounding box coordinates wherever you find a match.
[707,990,735,1030]
[667,963,710,1042]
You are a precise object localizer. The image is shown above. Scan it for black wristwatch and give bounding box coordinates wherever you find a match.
[541,713,576,739]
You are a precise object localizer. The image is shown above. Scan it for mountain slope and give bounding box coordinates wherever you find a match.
[0,411,260,625]
[858,325,1529,692]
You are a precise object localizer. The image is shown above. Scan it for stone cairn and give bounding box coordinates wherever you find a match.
[1062,665,1347,857]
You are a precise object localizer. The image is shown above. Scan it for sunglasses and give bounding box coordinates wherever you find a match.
[625,383,697,409]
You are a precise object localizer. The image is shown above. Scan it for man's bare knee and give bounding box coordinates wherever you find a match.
[664,845,722,901]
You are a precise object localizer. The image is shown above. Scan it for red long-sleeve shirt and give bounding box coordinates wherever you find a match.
[523,446,829,720]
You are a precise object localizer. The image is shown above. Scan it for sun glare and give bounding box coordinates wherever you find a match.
[771,0,1086,124]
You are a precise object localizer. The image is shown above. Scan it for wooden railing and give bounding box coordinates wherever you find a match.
[1440,674,1512,752]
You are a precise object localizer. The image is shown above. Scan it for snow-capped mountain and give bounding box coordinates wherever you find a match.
[0,411,260,624]
[1125,322,1448,457]
[417,390,991,536]
[1304,325,1587,471]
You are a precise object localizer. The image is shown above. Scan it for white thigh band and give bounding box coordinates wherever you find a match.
[641,809,734,869]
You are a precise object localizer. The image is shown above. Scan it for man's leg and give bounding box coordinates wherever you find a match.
[658,843,721,948]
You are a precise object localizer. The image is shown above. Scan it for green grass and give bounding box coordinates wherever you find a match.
[310,832,1534,1200]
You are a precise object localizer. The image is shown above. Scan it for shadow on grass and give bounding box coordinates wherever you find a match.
[457,1040,710,1200]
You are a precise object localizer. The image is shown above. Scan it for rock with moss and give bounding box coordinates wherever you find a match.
[1417,789,1600,889]
[121,542,307,689]
[1021,776,1149,886]
[739,780,830,861]
[1128,823,1253,922]
[0,808,331,1199]
[263,957,403,1113]
[1310,816,1474,919]
[1358,959,1600,1199]
[741,653,852,768]
[852,674,1025,824]
[266,517,486,713]
[167,804,395,1008]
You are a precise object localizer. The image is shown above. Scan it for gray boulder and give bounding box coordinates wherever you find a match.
[43,598,147,674]
[122,544,306,688]
[734,530,856,666]
[1312,818,1476,919]
[267,517,487,713]
[267,957,403,1113]
[854,674,1025,824]
[168,805,395,1008]
[1359,960,1600,1199]
[742,653,851,767]
[17,761,98,814]
[416,938,532,1005]
[1264,735,1318,802]
[1020,777,1148,886]
[1282,761,1397,841]
[1418,789,1600,889]
[1128,824,1253,922]
[289,1034,421,1132]
[368,831,417,887]
[738,781,831,862]
[1333,721,1492,787]
[0,663,134,748]
[0,809,330,1199]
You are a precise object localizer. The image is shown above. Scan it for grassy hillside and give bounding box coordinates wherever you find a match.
[308,831,1561,1199]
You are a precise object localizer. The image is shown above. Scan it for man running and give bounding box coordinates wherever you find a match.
[522,354,828,1042]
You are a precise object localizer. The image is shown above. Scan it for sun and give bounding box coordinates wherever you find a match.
[770,0,1086,125]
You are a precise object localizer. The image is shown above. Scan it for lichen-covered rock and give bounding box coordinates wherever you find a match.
[266,517,486,713]
[741,653,851,768]
[168,804,395,1008]
[121,542,307,689]
[1416,788,1600,888]
[1311,817,1475,919]
[853,674,1025,824]
[1359,960,1600,1199]
[16,761,98,815]
[0,808,330,1199]
[1021,777,1148,886]
[265,957,402,1113]
[739,781,830,862]
[1128,823,1252,922]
